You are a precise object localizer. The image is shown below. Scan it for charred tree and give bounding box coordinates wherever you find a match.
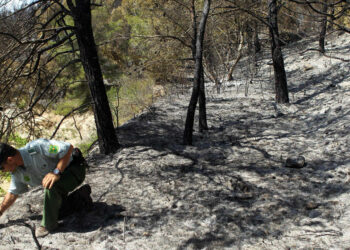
[253,21,261,54]
[198,66,208,131]
[319,2,328,54]
[67,0,119,154]
[0,1,120,154]
[268,0,289,103]
[189,0,208,135]
[184,0,211,145]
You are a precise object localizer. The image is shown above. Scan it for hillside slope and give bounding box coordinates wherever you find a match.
[0,31,349,249]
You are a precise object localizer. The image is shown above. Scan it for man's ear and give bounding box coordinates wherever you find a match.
[6,156,14,163]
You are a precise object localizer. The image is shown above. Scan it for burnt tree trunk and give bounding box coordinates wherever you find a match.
[184,0,210,145]
[198,65,208,131]
[68,0,119,154]
[253,21,261,54]
[268,0,289,103]
[190,0,208,135]
[319,2,328,54]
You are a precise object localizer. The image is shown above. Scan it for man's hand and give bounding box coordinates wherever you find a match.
[0,192,18,216]
[42,172,60,189]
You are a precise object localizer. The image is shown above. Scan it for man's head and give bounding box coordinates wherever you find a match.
[0,143,18,172]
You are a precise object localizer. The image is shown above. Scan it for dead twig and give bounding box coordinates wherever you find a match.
[123,216,126,243]
[23,222,41,250]
[72,115,83,140]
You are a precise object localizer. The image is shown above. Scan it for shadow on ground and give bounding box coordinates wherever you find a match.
[58,202,126,234]
[110,85,349,248]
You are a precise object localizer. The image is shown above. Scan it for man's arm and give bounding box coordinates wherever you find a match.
[42,144,74,189]
[0,192,18,216]
[54,144,74,174]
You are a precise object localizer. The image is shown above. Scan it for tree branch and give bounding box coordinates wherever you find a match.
[50,102,92,139]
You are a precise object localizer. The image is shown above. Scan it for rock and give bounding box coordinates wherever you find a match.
[272,103,286,118]
[335,106,342,113]
[303,63,314,71]
[309,210,322,218]
[305,202,319,210]
[152,85,165,97]
[284,155,306,168]
[274,111,285,118]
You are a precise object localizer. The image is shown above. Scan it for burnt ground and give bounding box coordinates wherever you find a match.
[0,32,350,249]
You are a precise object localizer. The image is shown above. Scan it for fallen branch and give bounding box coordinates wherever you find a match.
[0,220,41,250]
[23,222,41,250]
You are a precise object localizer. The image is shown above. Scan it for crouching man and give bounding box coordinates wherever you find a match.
[0,139,91,238]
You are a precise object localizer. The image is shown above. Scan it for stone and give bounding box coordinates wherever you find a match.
[305,202,319,210]
[285,155,306,168]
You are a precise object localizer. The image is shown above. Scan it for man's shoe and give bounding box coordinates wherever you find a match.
[35,226,50,238]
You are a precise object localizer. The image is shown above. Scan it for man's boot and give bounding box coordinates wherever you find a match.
[59,184,93,219]
[74,184,93,211]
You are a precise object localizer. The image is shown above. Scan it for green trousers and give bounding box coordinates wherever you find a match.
[41,161,86,230]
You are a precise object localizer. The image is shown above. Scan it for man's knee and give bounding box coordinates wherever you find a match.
[44,184,65,200]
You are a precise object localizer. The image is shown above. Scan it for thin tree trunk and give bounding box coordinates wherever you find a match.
[328,5,335,31]
[319,2,328,54]
[184,0,211,145]
[190,0,208,134]
[204,58,221,94]
[68,0,120,154]
[254,21,261,54]
[268,0,289,103]
[198,66,208,131]
[190,0,197,60]
[227,31,244,81]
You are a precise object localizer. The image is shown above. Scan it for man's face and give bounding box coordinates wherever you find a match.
[0,157,17,173]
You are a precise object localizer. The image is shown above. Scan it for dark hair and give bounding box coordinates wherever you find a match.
[0,143,17,165]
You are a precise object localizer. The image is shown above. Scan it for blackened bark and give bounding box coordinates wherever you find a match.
[268,0,289,103]
[191,0,197,60]
[189,0,208,136]
[68,0,119,154]
[184,0,211,145]
[328,6,335,31]
[254,22,261,54]
[198,66,208,132]
[319,3,328,54]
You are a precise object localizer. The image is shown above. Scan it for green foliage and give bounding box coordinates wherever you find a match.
[0,171,11,195]
[0,173,11,182]
[108,76,155,126]
[335,6,350,28]
[0,157,10,196]
[16,98,27,109]
[0,186,6,197]
[55,98,84,116]
[9,133,29,147]
[1,134,26,189]
[120,77,154,103]
[91,6,129,82]
[106,85,119,101]
[77,134,98,156]
[54,82,91,116]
